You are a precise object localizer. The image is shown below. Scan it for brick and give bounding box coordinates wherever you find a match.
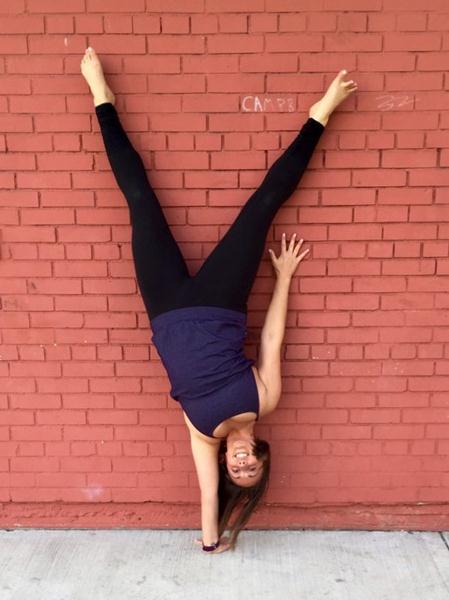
[327,258,381,277]
[185,55,236,75]
[340,242,365,258]
[358,53,415,71]
[122,55,179,75]
[0,153,35,172]
[209,113,263,132]
[147,34,205,54]
[0,34,27,53]
[132,15,160,33]
[409,169,449,187]
[0,14,43,31]
[424,242,449,257]
[321,189,375,206]
[209,33,263,54]
[366,132,395,149]
[324,33,381,52]
[385,33,441,51]
[382,259,435,275]
[300,52,357,73]
[0,114,32,132]
[396,132,425,149]
[382,149,437,168]
[249,13,278,32]
[278,14,306,32]
[393,241,421,258]
[392,74,444,96]
[418,53,449,71]
[409,377,449,392]
[104,15,132,33]
[28,34,85,54]
[338,132,365,149]
[410,206,449,222]
[428,13,449,30]
[378,188,432,205]
[45,15,74,32]
[367,13,394,32]
[338,13,367,32]
[353,169,406,188]
[326,150,379,168]
[323,0,381,7]
[299,277,351,293]
[208,0,265,9]
[218,14,247,33]
[299,207,352,223]
[87,0,145,10]
[327,294,379,311]
[265,33,322,53]
[328,224,382,241]
[383,0,447,9]
[397,12,427,30]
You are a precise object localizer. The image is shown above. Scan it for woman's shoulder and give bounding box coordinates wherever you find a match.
[182,410,223,444]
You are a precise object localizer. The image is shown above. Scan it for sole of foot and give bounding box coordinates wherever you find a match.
[309,69,358,126]
[80,47,115,107]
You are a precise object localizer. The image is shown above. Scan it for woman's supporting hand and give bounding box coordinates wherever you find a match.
[194,535,232,554]
[268,232,310,280]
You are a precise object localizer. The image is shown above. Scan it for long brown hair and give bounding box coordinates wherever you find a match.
[217,437,270,550]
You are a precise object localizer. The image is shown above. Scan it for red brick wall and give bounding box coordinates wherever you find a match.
[1,0,449,527]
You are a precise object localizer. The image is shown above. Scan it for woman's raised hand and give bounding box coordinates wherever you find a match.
[268,232,310,280]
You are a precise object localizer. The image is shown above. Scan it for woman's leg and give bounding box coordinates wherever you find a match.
[81,47,190,320]
[193,70,358,312]
[95,102,190,319]
[192,117,324,312]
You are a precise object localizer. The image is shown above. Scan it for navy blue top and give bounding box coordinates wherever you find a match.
[150,306,260,438]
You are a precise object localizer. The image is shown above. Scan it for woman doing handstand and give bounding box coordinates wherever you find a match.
[80,47,357,554]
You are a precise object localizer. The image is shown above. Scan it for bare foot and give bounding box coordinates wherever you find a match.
[80,47,115,108]
[309,69,357,126]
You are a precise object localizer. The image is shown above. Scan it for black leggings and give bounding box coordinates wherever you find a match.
[95,102,324,321]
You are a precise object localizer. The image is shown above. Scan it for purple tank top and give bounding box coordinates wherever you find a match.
[150,306,259,438]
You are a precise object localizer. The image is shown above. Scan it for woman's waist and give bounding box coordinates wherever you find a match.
[170,357,255,401]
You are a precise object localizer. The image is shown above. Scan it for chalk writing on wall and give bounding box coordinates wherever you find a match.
[242,96,296,112]
[375,95,417,111]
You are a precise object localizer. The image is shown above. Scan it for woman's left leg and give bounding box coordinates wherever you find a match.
[192,116,325,313]
[192,69,357,312]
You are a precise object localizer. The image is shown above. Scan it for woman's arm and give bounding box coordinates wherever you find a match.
[260,274,291,345]
[257,233,310,410]
[189,429,220,545]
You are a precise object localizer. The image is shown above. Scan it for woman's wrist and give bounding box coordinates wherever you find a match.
[202,538,220,552]
[276,273,292,285]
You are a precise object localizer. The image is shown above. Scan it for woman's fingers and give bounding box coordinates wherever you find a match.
[281,232,287,254]
[293,238,304,255]
[211,542,231,554]
[288,232,296,251]
[297,248,310,262]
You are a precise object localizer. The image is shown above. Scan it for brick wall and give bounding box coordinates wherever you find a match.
[1,0,449,527]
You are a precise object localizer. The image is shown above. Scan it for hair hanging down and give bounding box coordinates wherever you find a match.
[217,437,271,550]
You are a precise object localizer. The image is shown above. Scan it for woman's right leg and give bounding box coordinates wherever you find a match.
[95,103,190,321]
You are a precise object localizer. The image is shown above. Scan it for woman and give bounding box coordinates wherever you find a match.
[80,47,357,554]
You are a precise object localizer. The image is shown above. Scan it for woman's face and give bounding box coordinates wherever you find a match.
[225,438,264,487]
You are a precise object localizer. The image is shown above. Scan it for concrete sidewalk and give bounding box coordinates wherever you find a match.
[1,528,449,599]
